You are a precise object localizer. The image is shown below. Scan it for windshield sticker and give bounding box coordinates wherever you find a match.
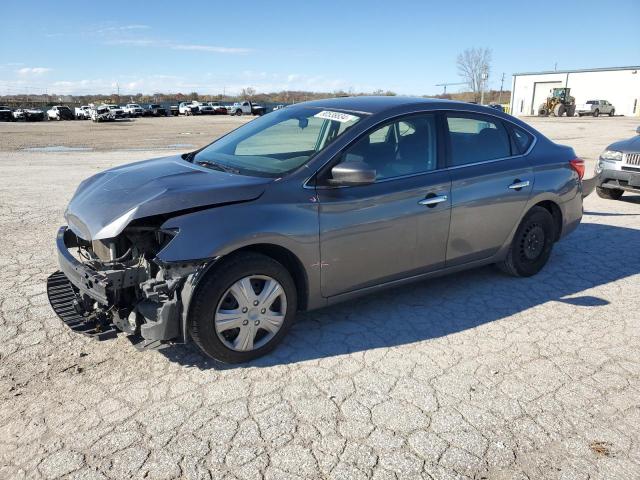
[314,110,358,123]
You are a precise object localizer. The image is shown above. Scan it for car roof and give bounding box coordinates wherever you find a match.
[297,96,476,115]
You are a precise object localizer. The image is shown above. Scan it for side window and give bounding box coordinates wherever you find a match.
[446,114,511,166]
[336,114,438,181]
[510,126,534,155]
[369,125,391,144]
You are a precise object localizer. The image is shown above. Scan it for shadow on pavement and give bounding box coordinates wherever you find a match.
[159,221,640,369]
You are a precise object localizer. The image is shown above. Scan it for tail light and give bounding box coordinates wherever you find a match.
[569,158,585,180]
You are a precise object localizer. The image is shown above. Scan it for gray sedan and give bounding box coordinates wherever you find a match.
[48,97,585,363]
[595,126,640,199]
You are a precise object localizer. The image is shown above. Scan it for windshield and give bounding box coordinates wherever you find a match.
[192,107,362,177]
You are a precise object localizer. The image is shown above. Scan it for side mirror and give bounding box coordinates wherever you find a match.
[636,126,640,135]
[329,160,376,186]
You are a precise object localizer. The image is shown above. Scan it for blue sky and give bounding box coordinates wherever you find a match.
[1,0,638,96]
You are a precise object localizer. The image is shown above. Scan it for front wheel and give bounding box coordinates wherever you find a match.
[498,206,555,277]
[609,109,615,117]
[189,253,297,363]
[235,110,242,116]
[553,104,566,117]
[596,187,623,200]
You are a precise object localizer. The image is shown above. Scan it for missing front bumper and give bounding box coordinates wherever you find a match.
[49,226,206,347]
[46,271,118,340]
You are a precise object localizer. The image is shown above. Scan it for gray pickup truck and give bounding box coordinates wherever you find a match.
[577,100,615,117]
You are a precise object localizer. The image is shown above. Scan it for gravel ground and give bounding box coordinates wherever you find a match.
[0,115,639,479]
[0,115,252,152]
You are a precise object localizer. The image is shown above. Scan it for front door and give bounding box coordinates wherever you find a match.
[444,112,534,266]
[316,113,452,297]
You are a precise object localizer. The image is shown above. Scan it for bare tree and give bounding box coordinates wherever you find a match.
[457,48,492,102]
[241,87,256,98]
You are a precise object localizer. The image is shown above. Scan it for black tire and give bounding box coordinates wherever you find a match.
[189,253,297,363]
[538,108,549,116]
[596,187,623,200]
[235,109,242,116]
[609,109,615,117]
[593,109,599,117]
[498,206,555,277]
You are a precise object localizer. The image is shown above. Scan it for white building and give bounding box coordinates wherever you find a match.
[509,66,640,117]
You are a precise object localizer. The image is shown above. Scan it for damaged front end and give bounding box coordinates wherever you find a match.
[47,224,211,348]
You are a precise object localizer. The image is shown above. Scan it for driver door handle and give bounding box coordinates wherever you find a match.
[418,194,448,207]
[508,180,530,190]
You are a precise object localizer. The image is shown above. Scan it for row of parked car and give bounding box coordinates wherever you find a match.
[0,100,270,122]
[0,105,47,121]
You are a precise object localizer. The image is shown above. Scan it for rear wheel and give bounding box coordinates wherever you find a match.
[593,109,600,117]
[498,206,555,277]
[189,253,297,363]
[596,187,623,200]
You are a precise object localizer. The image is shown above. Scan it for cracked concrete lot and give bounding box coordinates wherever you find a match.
[1,116,639,479]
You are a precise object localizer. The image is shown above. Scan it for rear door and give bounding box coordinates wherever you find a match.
[444,112,534,266]
[316,113,451,297]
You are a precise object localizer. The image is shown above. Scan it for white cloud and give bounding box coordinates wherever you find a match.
[0,70,366,96]
[95,24,151,34]
[171,44,251,54]
[17,67,52,76]
[105,38,252,55]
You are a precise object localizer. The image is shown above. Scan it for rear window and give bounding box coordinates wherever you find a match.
[587,101,597,105]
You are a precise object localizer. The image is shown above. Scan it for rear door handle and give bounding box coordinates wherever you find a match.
[508,180,530,190]
[418,194,448,207]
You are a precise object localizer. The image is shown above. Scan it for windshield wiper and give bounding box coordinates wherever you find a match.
[196,159,240,174]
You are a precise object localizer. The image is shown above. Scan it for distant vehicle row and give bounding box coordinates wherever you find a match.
[0,100,268,122]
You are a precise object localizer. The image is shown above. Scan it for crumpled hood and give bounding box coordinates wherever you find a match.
[65,155,272,240]
[608,134,640,153]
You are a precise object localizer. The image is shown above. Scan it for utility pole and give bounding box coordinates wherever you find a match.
[497,72,505,104]
[480,68,488,105]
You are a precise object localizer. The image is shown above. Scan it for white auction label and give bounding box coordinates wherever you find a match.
[313,110,358,123]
